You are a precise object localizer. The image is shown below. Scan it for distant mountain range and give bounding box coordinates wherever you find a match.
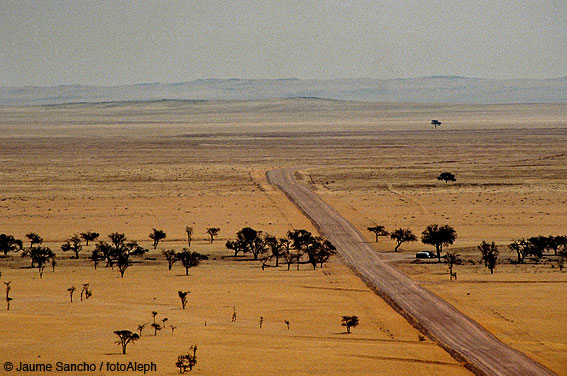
[2,76,567,105]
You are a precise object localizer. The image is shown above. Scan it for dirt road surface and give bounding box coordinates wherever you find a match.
[267,168,555,376]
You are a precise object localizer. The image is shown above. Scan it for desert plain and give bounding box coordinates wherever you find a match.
[0,99,566,375]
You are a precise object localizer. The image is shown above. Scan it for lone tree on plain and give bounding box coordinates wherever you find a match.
[431,120,442,128]
[149,228,166,249]
[367,226,389,243]
[26,232,43,248]
[206,227,220,243]
[177,249,208,276]
[0,234,23,256]
[114,330,139,354]
[421,224,457,262]
[80,231,99,246]
[61,234,83,259]
[341,315,359,334]
[478,241,500,274]
[178,290,190,310]
[176,345,197,373]
[162,249,178,270]
[390,228,417,252]
[185,226,193,247]
[437,172,456,183]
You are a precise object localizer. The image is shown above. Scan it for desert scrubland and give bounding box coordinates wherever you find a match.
[1,99,566,375]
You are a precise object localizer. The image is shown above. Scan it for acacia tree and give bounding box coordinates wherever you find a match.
[421,224,457,262]
[547,235,567,256]
[390,228,417,252]
[0,234,23,256]
[26,232,43,248]
[137,323,147,337]
[206,227,220,243]
[176,345,197,373]
[151,322,162,336]
[114,330,139,354]
[61,234,83,259]
[367,226,389,242]
[116,254,130,278]
[279,237,298,270]
[445,251,460,277]
[185,226,193,247]
[162,249,178,270]
[508,239,542,264]
[67,286,76,302]
[431,120,442,128]
[341,315,359,334]
[90,249,104,270]
[317,239,336,268]
[5,281,12,311]
[95,233,148,274]
[178,290,190,309]
[80,231,99,246]
[478,241,499,274]
[225,227,268,260]
[265,235,283,267]
[177,249,208,276]
[149,228,166,249]
[437,172,456,183]
[21,246,55,278]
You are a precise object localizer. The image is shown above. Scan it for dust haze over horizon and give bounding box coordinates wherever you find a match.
[1,0,567,87]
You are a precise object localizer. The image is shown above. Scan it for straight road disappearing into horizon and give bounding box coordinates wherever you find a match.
[266,168,555,376]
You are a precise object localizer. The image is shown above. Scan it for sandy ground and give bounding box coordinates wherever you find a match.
[1,99,566,374]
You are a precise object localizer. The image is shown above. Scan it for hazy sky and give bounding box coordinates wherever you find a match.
[1,0,566,86]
